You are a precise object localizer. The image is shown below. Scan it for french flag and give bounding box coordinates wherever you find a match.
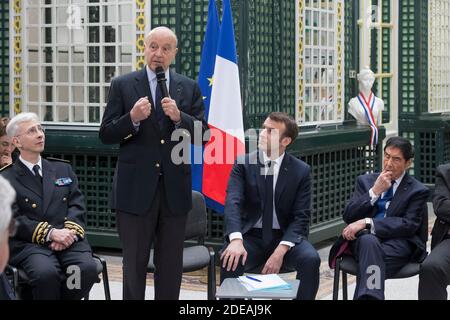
[202,0,245,212]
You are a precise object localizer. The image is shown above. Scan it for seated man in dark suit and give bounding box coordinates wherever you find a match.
[220,112,320,300]
[340,136,429,300]
[419,164,450,300]
[0,112,97,300]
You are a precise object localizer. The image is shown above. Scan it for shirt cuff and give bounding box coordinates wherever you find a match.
[229,232,243,242]
[365,217,376,235]
[279,241,295,248]
[46,228,55,242]
[369,188,380,206]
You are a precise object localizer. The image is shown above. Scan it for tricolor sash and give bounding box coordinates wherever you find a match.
[357,92,378,146]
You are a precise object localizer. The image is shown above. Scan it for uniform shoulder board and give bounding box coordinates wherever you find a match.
[0,163,12,172]
[46,157,71,164]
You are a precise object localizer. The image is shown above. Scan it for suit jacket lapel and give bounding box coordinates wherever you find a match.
[386,173,411,216]
[13,160,42,198]
[275,153,291,206]
[42,159,56,215]
[134,67,160,131]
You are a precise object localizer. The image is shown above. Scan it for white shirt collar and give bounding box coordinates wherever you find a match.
[19,155,42,175]
[262,152,285,167]
[393,171,406,187]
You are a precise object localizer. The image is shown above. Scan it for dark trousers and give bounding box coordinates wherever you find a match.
[220,228,321,300]
[116,178,187,300]
[18,250,97,300]
[351,234,413,300]
[419,238,450,300]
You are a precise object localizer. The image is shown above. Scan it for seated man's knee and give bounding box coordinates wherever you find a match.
[32,265,61,287]
[357,234,380,248]
[79,260,99,285]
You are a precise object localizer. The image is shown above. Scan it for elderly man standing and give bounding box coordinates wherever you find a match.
[99,26,207,300]
[1,112,97,300]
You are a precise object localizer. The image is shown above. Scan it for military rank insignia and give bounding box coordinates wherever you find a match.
[54,177,73,186]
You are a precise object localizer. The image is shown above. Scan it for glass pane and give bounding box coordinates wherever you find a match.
[89,106,100,123]
[44,105,53,122]
[89,86,100,103]
[104,86,110,103]
[72,47,84,63]
[89,26,100,43]
[321,12,327,29]
[27,28,39,45]
[57,105,69,122]
[44,86,53,102]
[104,26,116,43]
[29,48,39,63]
[56,27,69,44]
[72,66,84,82]
[29,105,39,117]
[72,28,85,45]
[56,6,68,24]
[119,46,132,63]
[43,66,54,82]
[27,7,39,24]
[89,66,100,83]
[72,87,84,103]
[105,46,116,63]
[57,47,69,63]
[119,4,132,21]
[119,25,133,43]
[28,86,39,102]
[313,11,319,27]
[119,65,132,76]
[103,5,116,23]
[44,47,53,63]
[28,66,39,83]
[57,66,69,82]
[305,10,311,27]
[104,66,116,82]
[88,46,100,63]
[89,6,100,23]
[57,86,69,102]
[305,48,311,64]
[72,106,84,122]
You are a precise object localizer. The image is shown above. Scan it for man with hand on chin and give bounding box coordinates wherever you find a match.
[340,136,429,300]
[220,112,320,300]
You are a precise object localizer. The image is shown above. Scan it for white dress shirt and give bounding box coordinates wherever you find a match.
[19,155,42,177]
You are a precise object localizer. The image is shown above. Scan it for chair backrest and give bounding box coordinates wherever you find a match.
[184,191,207,241]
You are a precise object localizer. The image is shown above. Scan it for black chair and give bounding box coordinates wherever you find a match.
[147,191,216,300]
[332,255,421,300]
[5,254,111,300]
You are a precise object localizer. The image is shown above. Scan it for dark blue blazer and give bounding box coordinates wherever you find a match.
[99,68,207,216]
[224,151,312,244]
[1,158,91,266]
[343,172,429,261]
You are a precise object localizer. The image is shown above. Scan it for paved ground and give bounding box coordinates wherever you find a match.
[88,204,449,300]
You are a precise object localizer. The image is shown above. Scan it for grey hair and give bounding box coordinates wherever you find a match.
[6,112,40,137]
[0,175,15,233]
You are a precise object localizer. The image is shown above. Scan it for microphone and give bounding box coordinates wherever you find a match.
[155,66,169,98]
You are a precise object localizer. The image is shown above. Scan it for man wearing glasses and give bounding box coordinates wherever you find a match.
[0,112,97,300]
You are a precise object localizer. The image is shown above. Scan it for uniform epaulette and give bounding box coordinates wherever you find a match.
[46,157,70,164]
[0,163,12,172]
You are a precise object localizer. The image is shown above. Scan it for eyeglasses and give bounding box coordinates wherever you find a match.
[8,217,17,237]
[16,124,45,137]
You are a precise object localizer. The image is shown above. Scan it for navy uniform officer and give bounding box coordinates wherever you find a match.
[0,112,97,300]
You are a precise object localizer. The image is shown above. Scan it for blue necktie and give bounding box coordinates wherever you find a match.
[374,182,394,219]
[262,161,275,244]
